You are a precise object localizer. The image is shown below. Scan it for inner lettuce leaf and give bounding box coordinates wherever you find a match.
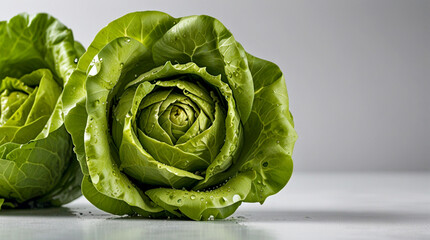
[0,13,84,209]
[63,11,297,220]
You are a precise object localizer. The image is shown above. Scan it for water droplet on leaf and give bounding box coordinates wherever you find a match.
[92,174,100,184]
[233,194,241,202]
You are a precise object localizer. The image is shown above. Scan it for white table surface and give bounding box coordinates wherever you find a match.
[1,172,429,240]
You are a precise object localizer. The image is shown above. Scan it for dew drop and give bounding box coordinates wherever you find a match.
[177,199,182,204]
[190,195,196,200]
[92,174,100,184]
[229,145,236,152]
[232,194,241,202]
[88,65,99,76]
[208,215,215,221]
[262,162,269,167]
[74,58,78,64]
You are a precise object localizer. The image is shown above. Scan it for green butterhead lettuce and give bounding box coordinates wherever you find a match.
[63,11,297,220]
[0,13,84,209]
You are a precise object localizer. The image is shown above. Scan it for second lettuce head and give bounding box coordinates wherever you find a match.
[0,13,84,209]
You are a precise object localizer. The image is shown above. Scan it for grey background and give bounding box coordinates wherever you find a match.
[2,0,429,171]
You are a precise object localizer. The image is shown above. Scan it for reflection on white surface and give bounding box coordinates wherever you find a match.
[0,202,272,240]
[0,173,429,240]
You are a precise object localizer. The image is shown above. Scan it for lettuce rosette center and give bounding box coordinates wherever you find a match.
[0,69,60,144]
[111,61,239,186]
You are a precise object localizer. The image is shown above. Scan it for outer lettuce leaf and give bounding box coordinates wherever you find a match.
[0,13,80,84]
[239,53,297,202]
[81,176,134,216]
[146,171,255,220]
[0,13,83,208]
[0,126,79,207]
